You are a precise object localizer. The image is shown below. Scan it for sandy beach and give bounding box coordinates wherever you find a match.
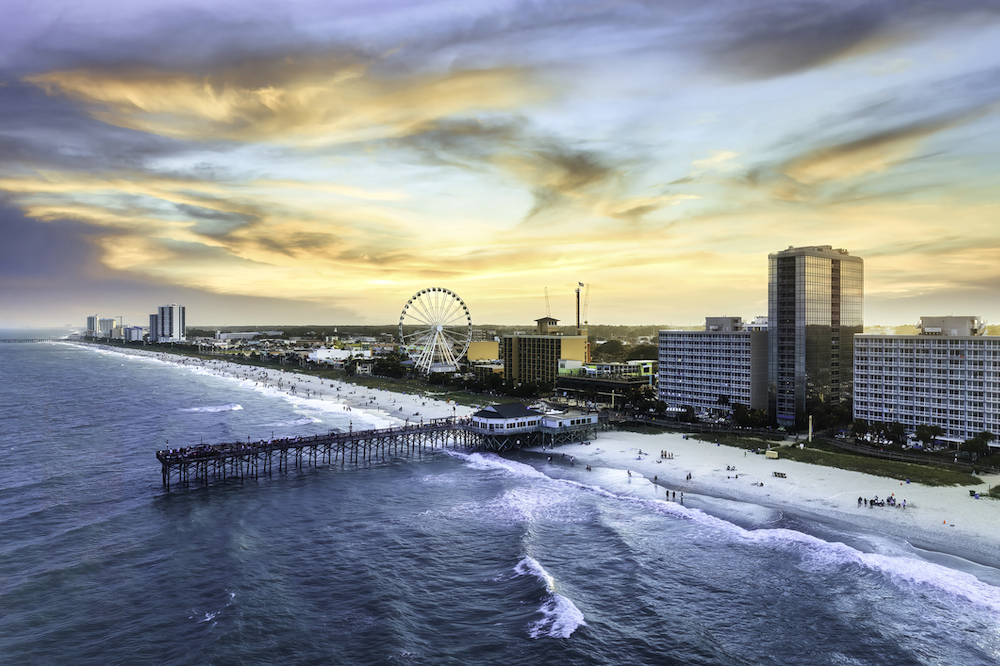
[534,433,1000,571]
[89,343,1000,573]
[90,344,478,427]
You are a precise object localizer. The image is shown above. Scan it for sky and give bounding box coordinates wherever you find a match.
[2,0,1000,329]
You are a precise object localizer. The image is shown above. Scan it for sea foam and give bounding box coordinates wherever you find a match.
[459,450,1000,617]
[180,403,243,413]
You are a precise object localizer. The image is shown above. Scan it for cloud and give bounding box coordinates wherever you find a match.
[3,1,1000,327]
[783,113,980,185]
[0,202,361,327]
[0,82,199,174]
[393,117,690,223]
[175,203,259,237]
[691,151,741,175]
[390,116,525,167]
[247,179,405,202]
[739,104,997,205]
[705,0,1000,79]
[25,55,542,146]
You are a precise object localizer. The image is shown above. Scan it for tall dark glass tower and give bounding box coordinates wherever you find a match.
[768,246,863,428]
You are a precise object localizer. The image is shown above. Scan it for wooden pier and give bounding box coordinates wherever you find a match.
[156,417,601,490]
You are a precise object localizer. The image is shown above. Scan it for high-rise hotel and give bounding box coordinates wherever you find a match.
[768,246,864,428]
[854,316,1000,443]
[149,303,186,342]
[658,316,768,416]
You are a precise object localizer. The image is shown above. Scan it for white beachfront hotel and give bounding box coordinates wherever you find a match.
[149,303,186,342]
[853,316,1000,444]
[658,316,769,416]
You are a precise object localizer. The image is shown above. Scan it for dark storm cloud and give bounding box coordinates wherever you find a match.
[9,1,1000,91]
[0,81,238,179]
[3,6,342,75]
[702,0,1000,79]
[0,202,108,280]
[706,1,897,78]
[359,0,1000,81]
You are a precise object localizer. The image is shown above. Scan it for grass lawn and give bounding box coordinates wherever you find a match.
[692,433,981,487]
[690,432,786,448]
[617,424,676,435]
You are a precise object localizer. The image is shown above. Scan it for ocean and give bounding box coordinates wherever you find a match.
[2,338,1000,665]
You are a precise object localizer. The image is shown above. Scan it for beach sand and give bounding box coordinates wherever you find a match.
[99,345,477,427]
[90,344,1000,572]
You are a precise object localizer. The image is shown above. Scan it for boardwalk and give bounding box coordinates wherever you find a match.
[156,417,602,490]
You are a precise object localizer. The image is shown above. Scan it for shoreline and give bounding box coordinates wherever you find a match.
[530,433,1000,574]
[75,342,1000,576]
[72,342,479,429]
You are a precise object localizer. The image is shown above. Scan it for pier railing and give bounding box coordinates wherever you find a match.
[157,418,459,489]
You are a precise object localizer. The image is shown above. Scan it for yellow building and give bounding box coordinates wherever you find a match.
[466,340,500,361]
[501,317,589,387]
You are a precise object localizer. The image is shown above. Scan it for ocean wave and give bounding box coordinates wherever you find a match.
[754,528,1000,614]
[624,492,1000,615]
[445,450,550,480]
[180,404,243,413]
[461,452,1000,617]
[514,556,586,639]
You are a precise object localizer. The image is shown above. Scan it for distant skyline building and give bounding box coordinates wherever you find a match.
[124,326,145,342]
[97,317,115,338]
[86,315,98,337]
[854,316,1000,445]
[154,303,186,342]
[768,245,864,428]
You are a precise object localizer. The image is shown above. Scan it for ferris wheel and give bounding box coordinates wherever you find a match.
[398,287,473,373]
